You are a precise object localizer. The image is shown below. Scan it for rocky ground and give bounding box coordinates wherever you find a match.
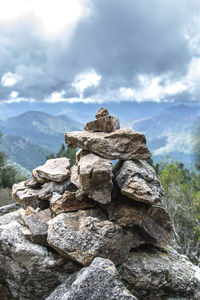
[0,108,200,300]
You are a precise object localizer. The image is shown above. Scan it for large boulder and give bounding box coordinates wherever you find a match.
[73,151,113,204]
[84,115,120,132]
[0,210,80,299]
[65,128,151,160]
[119,245,200,299]
[114,160,163,204]
[46,257,137,300]
[32,158,70,183]
[47,209,133,266]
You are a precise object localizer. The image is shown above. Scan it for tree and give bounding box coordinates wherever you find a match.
[46,144,77,167]
[153,159,200,265]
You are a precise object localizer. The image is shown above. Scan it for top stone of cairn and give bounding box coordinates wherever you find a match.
[84,107,120,133]
[65,108,151,160]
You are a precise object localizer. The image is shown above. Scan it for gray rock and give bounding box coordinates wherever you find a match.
[0,202,21,216]
[0,210,80,300]
[95,107,109,119]
[114,160,163,204]
[119,246,200,299]
[32,158,70,183]
[65,128,151,160]
[20,208,52,246]
[39,179,77,200]
[84,115,120,132]
[74,152,113,204]
[47,209,133,266]
[46,257,137,300]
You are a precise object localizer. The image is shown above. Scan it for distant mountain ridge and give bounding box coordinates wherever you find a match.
[0,111,83,152]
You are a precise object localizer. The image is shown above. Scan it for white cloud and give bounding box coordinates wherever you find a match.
[1,72,22,87]
[0,0,90,33]
[10,91,19,98]
[72,69,102,98]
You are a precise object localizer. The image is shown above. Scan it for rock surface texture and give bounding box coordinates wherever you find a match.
[0,107,197,299]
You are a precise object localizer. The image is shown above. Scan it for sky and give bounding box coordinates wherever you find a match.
[0,0,200,105]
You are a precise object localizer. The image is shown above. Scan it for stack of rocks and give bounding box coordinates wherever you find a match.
[0,108,200,300]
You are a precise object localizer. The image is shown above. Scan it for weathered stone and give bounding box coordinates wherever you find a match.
[32,158,70,183]
[20,208,52,246]
[46,257,137,300]
[25,178,42,189]
[12,181,49,209]
[114,160,163,204]
[0,202,21,216]
[119,246,200,299]
[95,107,109,119]
[0,210,80,300]
[38,179,77,201]
[65,128,151,160]
[50,191,96,215]
[47,209,133,266]
[84,115,120,133]
[74,152,113,204]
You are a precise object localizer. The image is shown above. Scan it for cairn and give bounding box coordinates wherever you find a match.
[12,108,172,266]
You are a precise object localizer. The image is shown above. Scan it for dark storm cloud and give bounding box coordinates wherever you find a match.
[0,0,200,102]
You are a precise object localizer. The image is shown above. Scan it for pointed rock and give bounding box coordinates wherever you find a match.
[32,158,70,183]
[84,115,120,132]
[95,107,109,119]
[46,257,137,300]
[114,160,163,204]
[47,209,133,266]
[65,128,151,160]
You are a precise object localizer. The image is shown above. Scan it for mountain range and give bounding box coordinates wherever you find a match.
[0,103,199,174]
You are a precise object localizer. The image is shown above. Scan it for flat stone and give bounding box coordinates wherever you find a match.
[12,181,49,209]
[32,158,70,183]
[46,257,137,300]
[114,160,163,204]
[65,128,151,160]
[47,209,133,266]
[74,152,113,204]
[50,191,96,215]
[95,107,109,119]
[119,246,200,299]
[0,211,80,299]
[84,115,120,132]
[0,203,21,216]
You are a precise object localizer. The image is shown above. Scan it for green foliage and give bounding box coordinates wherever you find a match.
[0,132,26,190]
[152,159,200,265]
[46,144,77,167]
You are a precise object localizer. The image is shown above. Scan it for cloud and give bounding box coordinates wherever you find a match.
[0,0,200,103]
[1,72,22,87]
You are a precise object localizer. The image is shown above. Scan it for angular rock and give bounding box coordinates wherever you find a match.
[12,181,49,209]
[95,107,109,119]
[0,202,21,216]
[50,191,96,215]
[47,209,133,266]
[25,178,42,189]
[46,257,137,300]
[20,208,52,246]
[119,246,200,299]
[74,152,113,204]
[114,160,163,204]
[0,210,80,299]
[32,158,70,183]
[38,179,77,200]
[84,115,120,133]
[106,191,172,247]
[65,128,151,160]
